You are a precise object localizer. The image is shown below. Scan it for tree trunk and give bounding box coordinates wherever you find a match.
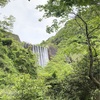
[76,14,100,88]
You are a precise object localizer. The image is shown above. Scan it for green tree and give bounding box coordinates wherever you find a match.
[36,0,100,33]
[36,0,100,19]
[37,0,100,88]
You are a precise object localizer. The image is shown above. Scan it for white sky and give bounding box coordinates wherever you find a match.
[0,0,56,44]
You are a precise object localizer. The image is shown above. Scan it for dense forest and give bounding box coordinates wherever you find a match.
[0,0,100,100]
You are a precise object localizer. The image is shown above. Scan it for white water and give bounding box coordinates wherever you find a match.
[32,45,49,67]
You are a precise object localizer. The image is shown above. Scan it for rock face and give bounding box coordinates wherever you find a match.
[48,46,57,60]
[23,43,57,67]
[23,42,33,50]
[12,34,20,42]
[0,29,21,42]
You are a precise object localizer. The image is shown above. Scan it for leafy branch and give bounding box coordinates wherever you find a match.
[73,13,100,88]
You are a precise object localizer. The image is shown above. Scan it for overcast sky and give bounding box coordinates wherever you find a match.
[0,0,56,44]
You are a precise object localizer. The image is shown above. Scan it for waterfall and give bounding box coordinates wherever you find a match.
[32,45,49,67]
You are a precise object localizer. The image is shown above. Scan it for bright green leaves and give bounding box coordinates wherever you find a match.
[0,27,38,99]
[37,0,100,34]
[7,45,37,76]
[0,73,46,100]
[88,16,100,32]
[0,27,37,77]
[14,74,35,100]
[39,4,100,99]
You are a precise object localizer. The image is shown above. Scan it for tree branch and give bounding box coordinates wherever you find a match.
[74,13,100,88]
[74,18,85,33]
[89,24,100,34]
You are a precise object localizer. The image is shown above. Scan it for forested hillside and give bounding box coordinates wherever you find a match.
[40,5,100,100]
[0,28,40,99]
[0,0,100,100]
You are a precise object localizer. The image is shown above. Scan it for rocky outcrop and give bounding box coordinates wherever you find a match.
[23,42,33,50]
[23,43,57,66]
[12,34,20,42]
[48,46,57,60]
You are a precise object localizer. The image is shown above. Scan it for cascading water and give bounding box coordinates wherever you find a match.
[32,45,49,67]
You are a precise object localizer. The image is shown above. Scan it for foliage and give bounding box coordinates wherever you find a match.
[0,15,15,32]
[37,0,100,34]
[1,38,12,46]
[37,0,99,18]
[0,1,100,100]
[40,5,100,100]
[0,0,9,7]
[0,27,38,99]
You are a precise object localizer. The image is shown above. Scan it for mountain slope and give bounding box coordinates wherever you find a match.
[39,5,100,100]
